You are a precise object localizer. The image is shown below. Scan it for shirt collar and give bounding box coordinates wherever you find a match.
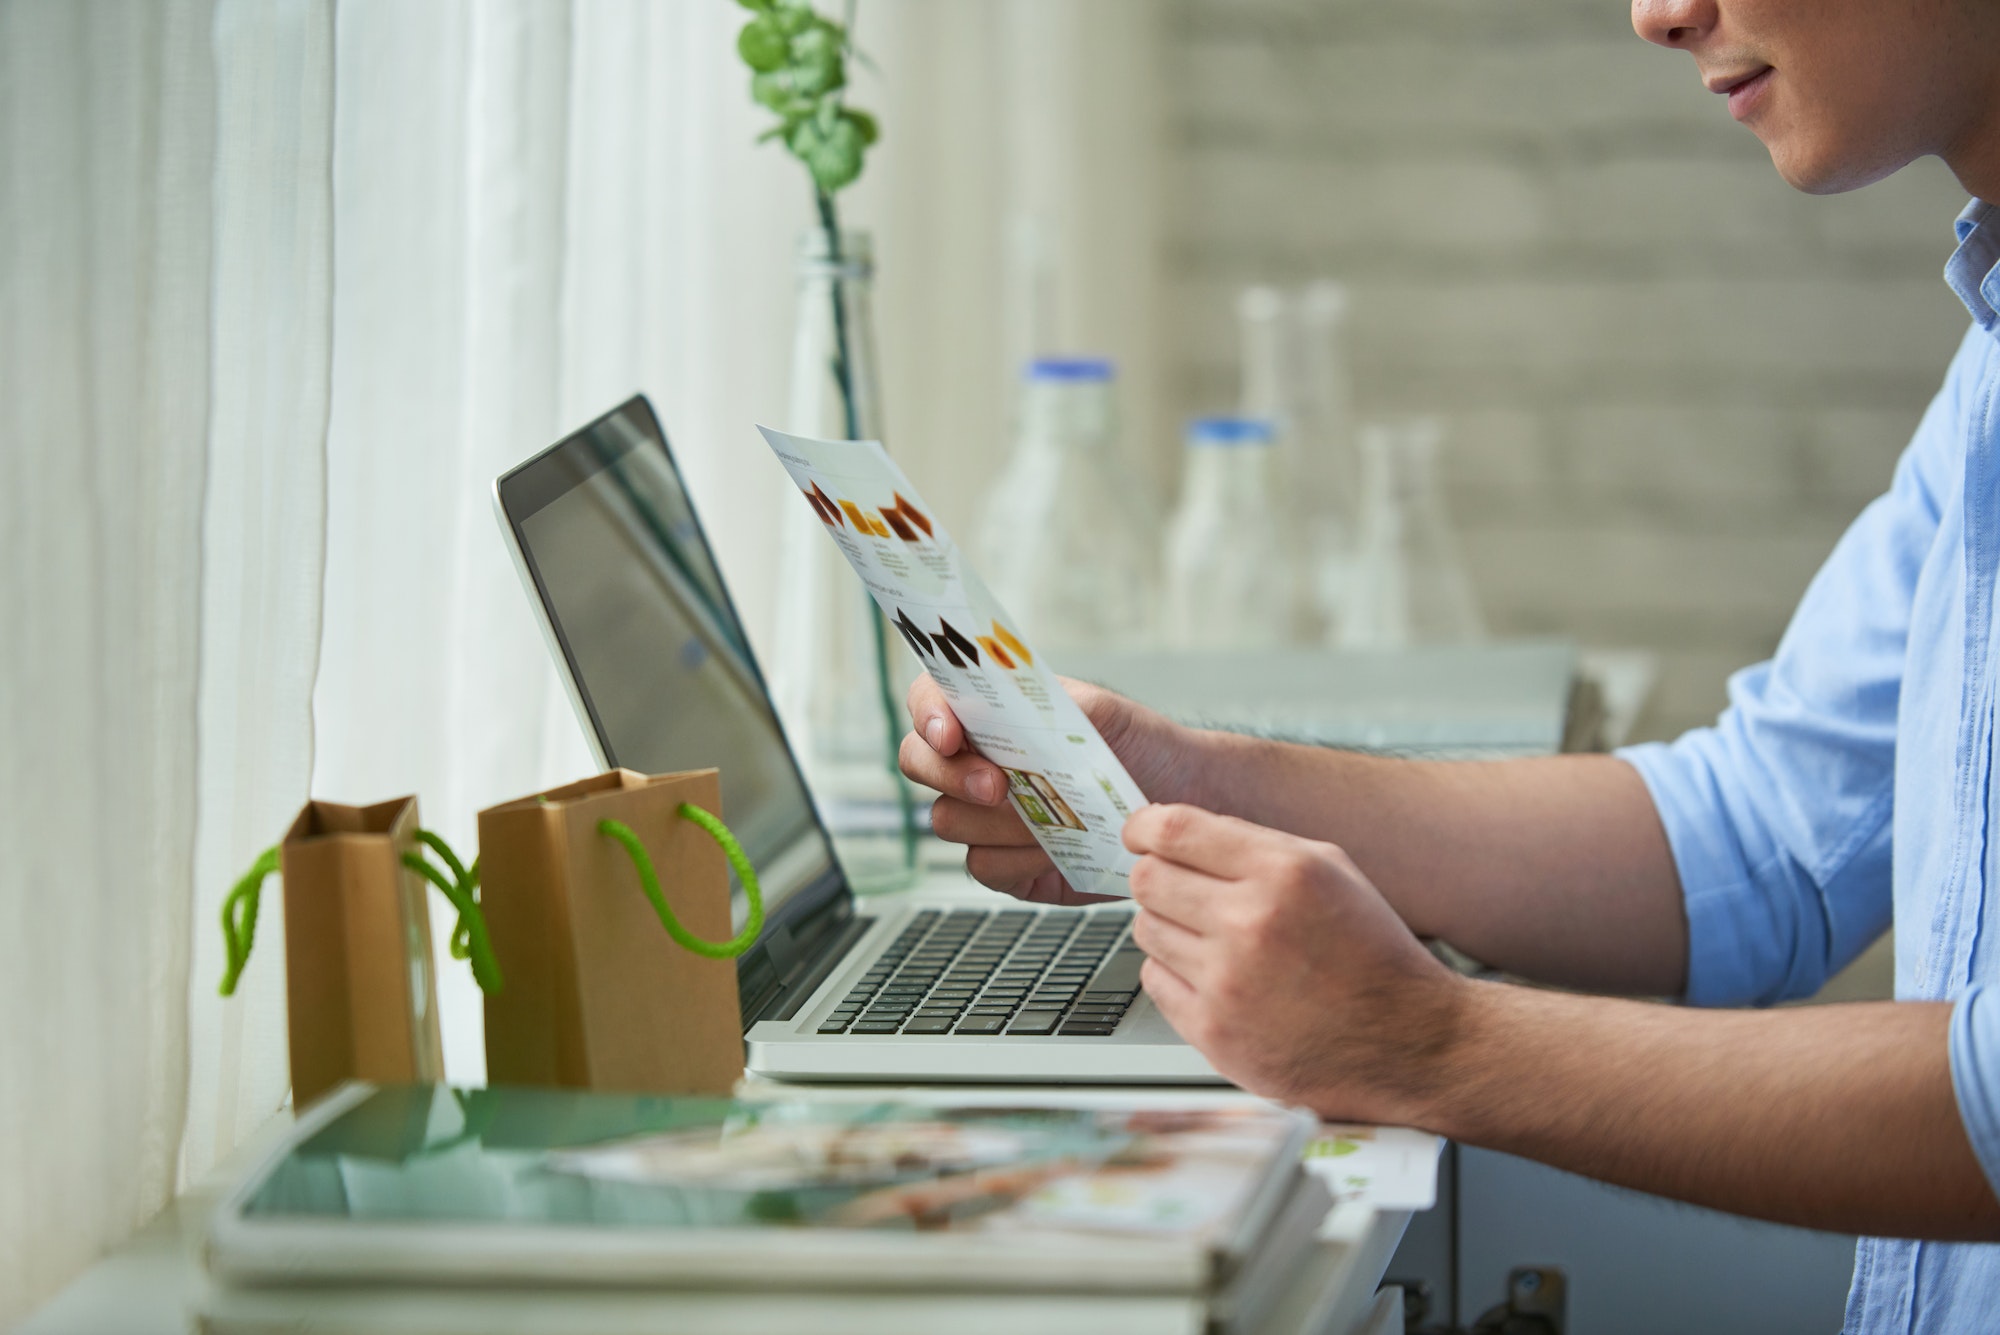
[1946,198,2000,330]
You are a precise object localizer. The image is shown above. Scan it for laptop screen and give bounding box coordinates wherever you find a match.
[496,397,847,1005]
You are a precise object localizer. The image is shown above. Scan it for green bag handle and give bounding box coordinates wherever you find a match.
[596,803,765,959]
[399,832,503,995]
[217,829,499,996]
[218,847,281,997]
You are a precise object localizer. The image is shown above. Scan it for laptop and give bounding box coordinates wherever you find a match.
[494,395,1221,1084]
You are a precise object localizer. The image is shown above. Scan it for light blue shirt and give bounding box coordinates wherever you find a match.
[1620,199,2000,1333]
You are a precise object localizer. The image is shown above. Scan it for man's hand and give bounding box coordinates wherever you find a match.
[1124,803,1465,1122]
[898,675,1204,905]
[1119,808,2000,1241]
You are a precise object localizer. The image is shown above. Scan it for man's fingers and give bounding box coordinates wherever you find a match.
[1130,905,1210,989]
[930,796,1039,847]
[1124,803,1283,881]
[1128,851,1230,935]
[965,843,1060,891]
[899,732,1007,805]
[1139,955,1200,1039]
[969,868,1111,907]
[906,676,966,758]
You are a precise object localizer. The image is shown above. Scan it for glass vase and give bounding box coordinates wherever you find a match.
[1340,418,1485,649]
[769,227,919,892]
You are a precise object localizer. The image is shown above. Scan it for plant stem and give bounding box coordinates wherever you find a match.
[814,185,917,873]
[814,189,862,442]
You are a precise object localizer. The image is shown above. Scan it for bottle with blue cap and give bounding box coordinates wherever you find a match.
[1163,416,1295,649]
[974,357,1158,650]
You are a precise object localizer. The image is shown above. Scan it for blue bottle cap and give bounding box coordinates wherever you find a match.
[1185,416,1275,446]
[1025,357,1115,382]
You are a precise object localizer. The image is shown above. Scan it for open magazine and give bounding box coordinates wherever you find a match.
[210,1085,1319,1293]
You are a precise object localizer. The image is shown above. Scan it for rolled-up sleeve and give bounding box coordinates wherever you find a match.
[1951,988,2000,1199]
[1615,328,1980,1007]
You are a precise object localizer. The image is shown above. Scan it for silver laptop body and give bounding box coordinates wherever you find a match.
[493,396,1221,1085]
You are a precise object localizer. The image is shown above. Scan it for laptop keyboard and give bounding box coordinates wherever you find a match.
[817,908,1144,1038]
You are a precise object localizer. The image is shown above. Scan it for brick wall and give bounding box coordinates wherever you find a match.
[1164,0,1973,741]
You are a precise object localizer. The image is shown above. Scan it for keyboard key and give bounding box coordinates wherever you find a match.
[1006,1011,1063,1035]
[954,1016,1008,1034]
[1087,947,1147,994]
[851,1020,902,1034]
[817,1020,851,1034]
[901,1017,956,1034]
[1059,1023,1118,1037]
[1080,990,1136,1004]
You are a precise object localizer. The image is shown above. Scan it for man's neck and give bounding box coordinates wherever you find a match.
[1940,69,2000,204]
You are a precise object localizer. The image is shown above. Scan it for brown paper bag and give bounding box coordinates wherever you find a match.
[279,796,445,1108]
[478,768,745,1095]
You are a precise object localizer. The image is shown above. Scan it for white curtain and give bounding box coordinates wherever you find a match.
[0,0,1161,1317]
[0,0,333,1318]
[307,0,810,1081]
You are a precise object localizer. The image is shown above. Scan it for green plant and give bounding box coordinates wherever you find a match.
[732,0,918,876]
[734,0,877,197]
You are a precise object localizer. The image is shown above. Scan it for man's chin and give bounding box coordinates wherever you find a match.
[1766,136,1912,196]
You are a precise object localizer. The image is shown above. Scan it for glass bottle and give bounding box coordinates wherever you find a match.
[975,357,1157,652]
[1293,281,1364,644]
[770,228,918,892]
[1341,418,1485,649]
[1235,286,1310,640]
[1162,417,1293,649]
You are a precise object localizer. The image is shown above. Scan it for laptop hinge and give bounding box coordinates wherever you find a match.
[747,912,874,1027]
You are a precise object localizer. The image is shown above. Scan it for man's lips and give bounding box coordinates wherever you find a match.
[1707,65,1775,120]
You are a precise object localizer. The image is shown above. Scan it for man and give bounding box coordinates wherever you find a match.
[900,0,2000,1328]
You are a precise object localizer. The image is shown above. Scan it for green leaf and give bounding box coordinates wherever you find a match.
[843,106,878,145]
[737,16,789,71]
[751,69,803,114]
[734,0,775,9]
[800,114,865,194]
[785,114,824,159]
[788,24,845,96]
[771,1,815,37]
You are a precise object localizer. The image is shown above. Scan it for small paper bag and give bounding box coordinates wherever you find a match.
[477,768,745,1095]
[279,796,444,1108]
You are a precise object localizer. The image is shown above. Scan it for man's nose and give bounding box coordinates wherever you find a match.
[1631,0,1717,48]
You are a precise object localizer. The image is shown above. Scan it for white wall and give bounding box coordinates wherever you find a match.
[1163,0,1973,740]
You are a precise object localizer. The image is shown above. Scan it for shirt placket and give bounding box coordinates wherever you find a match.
[1944,352,2000,993]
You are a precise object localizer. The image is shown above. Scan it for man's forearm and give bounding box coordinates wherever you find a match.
[1410,985,2000,1240]
[1188,729,1690,995]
